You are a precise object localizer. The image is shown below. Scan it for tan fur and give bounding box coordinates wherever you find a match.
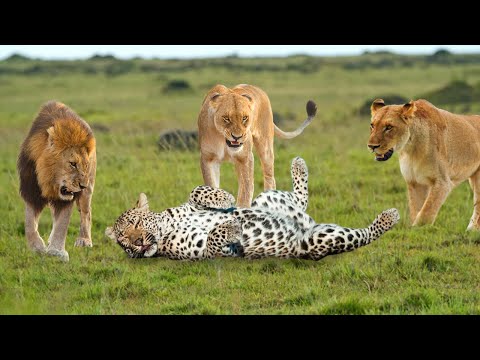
[17,101,97,261]
[368,99,480,229]
[198,84,316,207]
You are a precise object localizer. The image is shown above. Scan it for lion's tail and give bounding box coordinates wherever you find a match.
[274,100,317,139]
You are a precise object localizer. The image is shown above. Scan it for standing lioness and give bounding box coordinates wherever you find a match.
[367,98,480,229]
[198,84,317,207]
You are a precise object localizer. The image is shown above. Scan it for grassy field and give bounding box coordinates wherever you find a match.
[1,54,479,314]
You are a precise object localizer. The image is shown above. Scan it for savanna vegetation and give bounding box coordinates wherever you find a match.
[0,49,479,314]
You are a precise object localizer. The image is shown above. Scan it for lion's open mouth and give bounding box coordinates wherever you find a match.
[60,186,81,197]
[226,139,243,148]
[375,148,394,162]
[60,186,74,196]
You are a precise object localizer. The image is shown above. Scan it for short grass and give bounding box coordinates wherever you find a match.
[1,57,479,314]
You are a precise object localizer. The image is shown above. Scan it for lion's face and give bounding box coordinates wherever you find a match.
[34,121,96,201]
[367,99,415,162]
[211,93,254,150]
[55,146,93,201]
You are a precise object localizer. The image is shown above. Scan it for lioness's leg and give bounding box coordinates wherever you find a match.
[25,202,46,253]
[467,170,480,231]
[407,182,428,224]
[75,181,94,247]
[234,152,254,207]
[200,154,221,188]
[413,180,452,226]
[46,202,74,262]
[253,135,276,191]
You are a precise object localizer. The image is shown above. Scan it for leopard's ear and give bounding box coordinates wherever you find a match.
[136,193,149,212]
[105,226,116,240]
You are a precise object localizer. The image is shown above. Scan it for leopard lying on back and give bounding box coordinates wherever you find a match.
[106,157,399,260]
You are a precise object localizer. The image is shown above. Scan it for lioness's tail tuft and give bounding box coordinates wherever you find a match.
[306,100,317,118]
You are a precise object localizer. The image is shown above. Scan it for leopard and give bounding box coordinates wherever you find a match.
[106,157,399,261]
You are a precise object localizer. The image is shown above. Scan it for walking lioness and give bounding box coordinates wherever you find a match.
[367,98,480,229]
[197,84,317,207]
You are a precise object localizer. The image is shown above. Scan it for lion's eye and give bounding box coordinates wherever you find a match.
[242,116,248,123]
[223,117,230,123]
[134,239,143,246]
[69,162,77,168]
[385,125,393,131]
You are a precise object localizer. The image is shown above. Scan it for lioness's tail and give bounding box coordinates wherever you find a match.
[274,100,317,139]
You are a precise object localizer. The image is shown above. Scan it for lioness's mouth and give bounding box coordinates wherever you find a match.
[375,148,394,162]
[226,139,243,148]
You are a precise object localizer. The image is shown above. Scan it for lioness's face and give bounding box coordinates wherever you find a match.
[367,99,414,162]
[57,147,92,200]
[213,94,253,150]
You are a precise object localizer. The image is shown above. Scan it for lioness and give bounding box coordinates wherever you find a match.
[198,84,317,207]
[17,101,97,261]
[367,98,480,229]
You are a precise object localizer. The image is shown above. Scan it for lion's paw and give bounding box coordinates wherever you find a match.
[75,237,93,247]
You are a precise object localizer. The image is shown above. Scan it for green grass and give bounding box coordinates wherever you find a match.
[1,57,480,314]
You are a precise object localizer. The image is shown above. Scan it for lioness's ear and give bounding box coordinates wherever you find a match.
[210,93,221,101]
[136,193,149,212]
[105,226,116,240]
[241,93,253,102]
[46,126,56,148]
[371,99,385,116]
[402,100,416,120]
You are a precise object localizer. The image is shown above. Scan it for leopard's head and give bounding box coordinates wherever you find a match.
[105,193,158,258]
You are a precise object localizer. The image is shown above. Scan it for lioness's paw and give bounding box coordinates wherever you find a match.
[75,237,93,247]
[46,248,70,262]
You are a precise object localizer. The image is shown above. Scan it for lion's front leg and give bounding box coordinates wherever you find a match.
[46,202,74,262]
[24,202,47,253]
[234,152,254,208]
[75,181,94,247]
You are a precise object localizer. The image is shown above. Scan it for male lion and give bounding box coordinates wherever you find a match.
[198,84,317,207]
[17,101,97,261]
[367,98,480,229]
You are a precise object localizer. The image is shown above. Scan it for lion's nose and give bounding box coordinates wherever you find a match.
[368,144,380,151]
[232,134,242,140]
